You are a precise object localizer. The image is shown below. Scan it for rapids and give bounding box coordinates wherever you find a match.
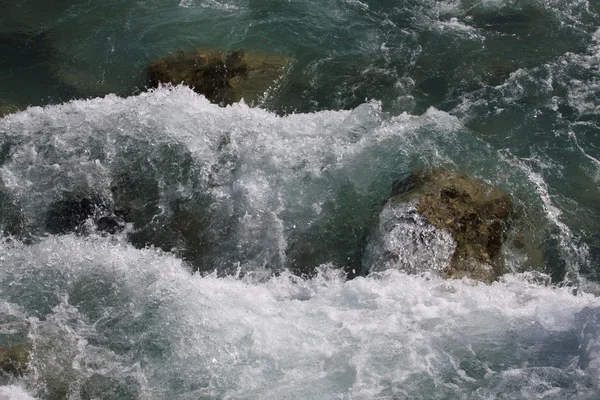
[1,0,600,398]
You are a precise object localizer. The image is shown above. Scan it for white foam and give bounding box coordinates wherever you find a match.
[569,130,600,183]
[0,87,478,273]
[178,0,240,10]
[1,235,599,398]
[364,201,456,274]
[0,386,36,400]
[431,17,484,41]
[499,150,590,283]
[562,29,600,116]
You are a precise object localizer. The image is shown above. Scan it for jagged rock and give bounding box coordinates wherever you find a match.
[148,48,289,105]
[0,343,31,378]
[369,168,512,283]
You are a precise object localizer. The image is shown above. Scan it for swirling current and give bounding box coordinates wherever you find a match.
[1,0,600,398]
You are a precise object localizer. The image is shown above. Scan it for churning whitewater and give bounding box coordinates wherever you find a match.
[1,233,599,399]
[2,0,600,398]
[0,87,598,399]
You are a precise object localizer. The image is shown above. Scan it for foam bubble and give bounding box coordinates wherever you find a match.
[0,386,36,400]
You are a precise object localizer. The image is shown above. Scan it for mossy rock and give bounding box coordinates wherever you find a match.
[0,343,31,377]
[387,168,512,283]
[149,48,289,106]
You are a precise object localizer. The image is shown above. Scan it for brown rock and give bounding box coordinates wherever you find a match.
[0,342,31,377]
[0,99,21,117]
[388,168,512,283]
[148,49,289,106]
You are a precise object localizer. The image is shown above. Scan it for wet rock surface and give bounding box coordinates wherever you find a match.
[148,49,289,106]
[0,343,30,379]
[0,99,21,117]
[372,168,512,283]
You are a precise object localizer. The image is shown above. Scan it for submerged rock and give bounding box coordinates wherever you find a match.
[45,194,126,235]
[0,99,21,117]
[481,58,518,86]
[148,49,289,105]
[0,343,30,378]
[369,168,512,283]
[111,172,216,270]
[0,189,27,239]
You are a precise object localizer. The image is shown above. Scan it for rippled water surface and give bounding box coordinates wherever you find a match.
[1,0,600,398]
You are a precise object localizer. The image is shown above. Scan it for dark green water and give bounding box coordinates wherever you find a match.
[1,0,600,398]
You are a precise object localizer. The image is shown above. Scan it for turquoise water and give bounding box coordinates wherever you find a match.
[1,0,600,398]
